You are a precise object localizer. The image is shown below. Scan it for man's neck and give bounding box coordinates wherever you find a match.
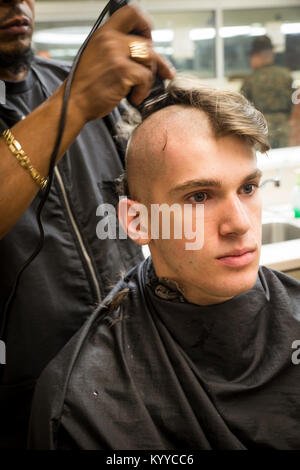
[0,67,29,82]
[150,254,235,306]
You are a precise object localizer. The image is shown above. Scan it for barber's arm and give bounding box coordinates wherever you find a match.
[0,5,174,239]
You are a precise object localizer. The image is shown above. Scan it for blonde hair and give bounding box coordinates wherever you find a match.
[142,76,269,152]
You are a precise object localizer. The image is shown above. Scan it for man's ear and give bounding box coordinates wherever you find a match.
[118,197,150,246]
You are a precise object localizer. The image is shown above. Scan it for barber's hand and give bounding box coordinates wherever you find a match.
[69,5,176,123]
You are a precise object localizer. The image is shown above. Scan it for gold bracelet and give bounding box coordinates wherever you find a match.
[2,129,48,190]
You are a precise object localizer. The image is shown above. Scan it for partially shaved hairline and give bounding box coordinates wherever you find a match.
[118,77,269,202]
[125,105,213,203]
[126,104,212,162]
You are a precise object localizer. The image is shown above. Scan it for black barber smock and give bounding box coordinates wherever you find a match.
[29,257,300,449]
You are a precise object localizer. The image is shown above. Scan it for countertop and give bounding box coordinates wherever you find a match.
[260,205,300,271]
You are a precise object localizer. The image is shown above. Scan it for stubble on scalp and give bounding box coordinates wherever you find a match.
[126,105,213,204]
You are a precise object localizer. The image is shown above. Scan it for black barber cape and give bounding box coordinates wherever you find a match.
[29,258,300,449]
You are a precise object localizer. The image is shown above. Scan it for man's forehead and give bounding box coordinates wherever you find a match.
[136,105,212,150]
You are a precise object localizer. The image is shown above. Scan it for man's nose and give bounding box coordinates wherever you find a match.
[218,195,251,237]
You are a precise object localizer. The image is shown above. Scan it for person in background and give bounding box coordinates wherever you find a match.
[0,0,174,448]
[241,35,293,149]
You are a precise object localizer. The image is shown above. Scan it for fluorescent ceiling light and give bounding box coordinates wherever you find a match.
[189,28,216,41]
[152,29,174,42]
[220,26,251,38]
[154,46,174,55]
[49,49,79,57]
[281,23,300,35]
[250,27,266,36]
[33,26,90,45]
[190,25,266,41]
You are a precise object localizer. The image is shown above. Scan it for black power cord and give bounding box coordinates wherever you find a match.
[0,0,120,340]
[1,0,167,341]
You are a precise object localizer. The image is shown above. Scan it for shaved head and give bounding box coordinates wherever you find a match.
[126,105,213,204]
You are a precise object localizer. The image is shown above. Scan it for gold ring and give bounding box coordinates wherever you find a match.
[129,41,150,61]
[122,78,134,89]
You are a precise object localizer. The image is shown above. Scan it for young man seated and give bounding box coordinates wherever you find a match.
[28,79,300,450]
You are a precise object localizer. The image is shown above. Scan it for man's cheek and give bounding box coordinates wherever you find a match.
[181,205,205,251]
[253,215,262,245]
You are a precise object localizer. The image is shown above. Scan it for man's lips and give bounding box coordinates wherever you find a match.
[216,248,256,267]
[0,16,30,34]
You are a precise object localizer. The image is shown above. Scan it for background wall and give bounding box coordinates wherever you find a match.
[33,0,300,150]
[34,1,300,82]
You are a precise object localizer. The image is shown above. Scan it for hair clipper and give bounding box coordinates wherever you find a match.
[108,0,166,110]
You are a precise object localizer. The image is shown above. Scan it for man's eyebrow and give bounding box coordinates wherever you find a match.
[169,169,263,195]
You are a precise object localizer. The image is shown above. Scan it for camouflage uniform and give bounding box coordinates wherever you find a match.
[241,64,294,148]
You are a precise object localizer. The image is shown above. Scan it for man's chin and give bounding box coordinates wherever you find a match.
[0,37,32,54]
[215,266,259,298]
[0,45,34,75]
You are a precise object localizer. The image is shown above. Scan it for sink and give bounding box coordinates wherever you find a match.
[262,222,300,245]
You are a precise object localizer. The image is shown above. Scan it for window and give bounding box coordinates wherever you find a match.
[150,11,216,78]
[223,7,300,78]
[33,1,300,149]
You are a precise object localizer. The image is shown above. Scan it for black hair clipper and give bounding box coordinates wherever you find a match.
[108,0,166,111]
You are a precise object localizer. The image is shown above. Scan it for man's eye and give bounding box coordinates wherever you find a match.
[243,183,258,195]
[188,192,208,203]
